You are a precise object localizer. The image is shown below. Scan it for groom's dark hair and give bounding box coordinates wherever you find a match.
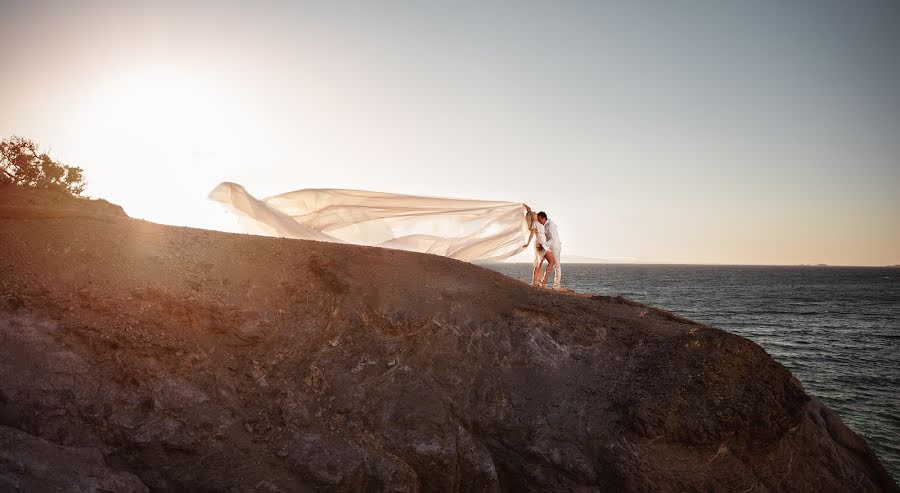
[537,211,547,220]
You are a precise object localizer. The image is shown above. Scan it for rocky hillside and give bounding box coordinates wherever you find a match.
[1,188,897,492]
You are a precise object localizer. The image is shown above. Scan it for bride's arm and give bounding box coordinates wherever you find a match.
[523,206,535,248]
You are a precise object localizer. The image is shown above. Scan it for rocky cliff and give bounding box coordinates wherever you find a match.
[0,188,896,492]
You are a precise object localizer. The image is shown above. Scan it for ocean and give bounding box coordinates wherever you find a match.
[487,263,900,481]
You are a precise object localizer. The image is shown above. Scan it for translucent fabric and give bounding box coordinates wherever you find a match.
[208,182,529,262]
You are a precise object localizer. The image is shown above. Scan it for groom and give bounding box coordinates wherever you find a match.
[537,211,562,289]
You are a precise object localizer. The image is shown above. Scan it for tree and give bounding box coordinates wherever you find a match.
[0,136,85,196]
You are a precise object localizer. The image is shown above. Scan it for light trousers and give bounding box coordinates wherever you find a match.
[548,241,562,288]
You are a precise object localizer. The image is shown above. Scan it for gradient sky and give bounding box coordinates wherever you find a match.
[2,0,898,265]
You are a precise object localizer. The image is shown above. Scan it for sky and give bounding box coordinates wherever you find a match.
[1,0,898,265]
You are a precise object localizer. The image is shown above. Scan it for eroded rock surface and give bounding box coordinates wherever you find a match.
[0,190,896,491]
[0,425,147,492]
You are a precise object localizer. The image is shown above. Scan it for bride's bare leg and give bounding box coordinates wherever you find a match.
[532,261,546,286]
[541,251,556,287]
[532,252,547,286]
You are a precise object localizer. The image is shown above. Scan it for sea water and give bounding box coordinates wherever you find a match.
[487,263,900,481]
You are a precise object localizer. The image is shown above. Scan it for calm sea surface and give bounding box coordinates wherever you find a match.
[487,263,900,481]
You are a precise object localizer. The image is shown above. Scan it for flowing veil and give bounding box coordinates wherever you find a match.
[208,182,529,262]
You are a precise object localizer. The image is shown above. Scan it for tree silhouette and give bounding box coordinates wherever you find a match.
[0,136,85,196]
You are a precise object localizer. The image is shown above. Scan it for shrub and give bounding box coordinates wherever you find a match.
[0,136,85,196]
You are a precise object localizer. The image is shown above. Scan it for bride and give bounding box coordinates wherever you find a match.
[523,204,556,287]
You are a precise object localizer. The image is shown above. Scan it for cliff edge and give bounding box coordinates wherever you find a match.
[0,189,896,492]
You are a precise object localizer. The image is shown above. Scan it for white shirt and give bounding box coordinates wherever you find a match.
[544,219,560,245]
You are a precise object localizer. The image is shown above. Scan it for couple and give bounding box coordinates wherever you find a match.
[523,204,562,289]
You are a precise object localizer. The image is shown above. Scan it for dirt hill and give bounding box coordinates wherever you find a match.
[0,188,896,492]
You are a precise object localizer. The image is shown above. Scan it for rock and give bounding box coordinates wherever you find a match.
[0,425,148,492]
[0,188,897,491]
[285,433,369,490]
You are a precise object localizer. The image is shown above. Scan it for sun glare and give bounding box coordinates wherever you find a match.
[73,67,235,153]
[63,65,254,233]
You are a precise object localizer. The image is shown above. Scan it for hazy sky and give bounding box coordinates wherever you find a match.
[2,0,898,265]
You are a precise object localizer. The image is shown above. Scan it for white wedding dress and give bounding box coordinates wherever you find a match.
[532,220,548,265]
[209,182,530,263]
